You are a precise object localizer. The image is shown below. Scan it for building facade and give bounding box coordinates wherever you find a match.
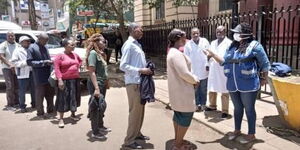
[134,0,198,26]
[198,0,300,18]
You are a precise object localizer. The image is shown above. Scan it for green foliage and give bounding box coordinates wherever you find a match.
[143,0,164,9]
[172,0,199,7]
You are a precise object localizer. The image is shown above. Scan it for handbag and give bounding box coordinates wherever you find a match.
[48,70,57,87]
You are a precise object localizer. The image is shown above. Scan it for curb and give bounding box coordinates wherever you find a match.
[156,98,226,136]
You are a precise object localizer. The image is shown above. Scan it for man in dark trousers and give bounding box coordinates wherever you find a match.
[27,33,55,118]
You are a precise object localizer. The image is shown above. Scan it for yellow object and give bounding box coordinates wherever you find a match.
[269,75,300,131]
[85,28,101,38]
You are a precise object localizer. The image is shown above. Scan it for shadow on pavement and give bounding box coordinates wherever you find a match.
[203,110,232,123]
[29,113,57,121]
[262,115,300,145]
[50,113,83,125]
[165,139,197,150]
[196,132,264,150]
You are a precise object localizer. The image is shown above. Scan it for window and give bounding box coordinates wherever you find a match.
[156,1,165,20]
[219,0,232,11]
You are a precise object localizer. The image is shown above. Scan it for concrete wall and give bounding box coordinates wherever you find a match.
[134,0,198,25]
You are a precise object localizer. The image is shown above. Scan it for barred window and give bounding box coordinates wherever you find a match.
[219,0,233,11]
[156,1,165,20]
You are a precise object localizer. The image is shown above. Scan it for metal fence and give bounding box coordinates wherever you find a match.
[141,5,300,69]
[140,5,300,95]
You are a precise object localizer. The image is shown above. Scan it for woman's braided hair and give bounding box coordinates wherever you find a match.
[85,33,107,67]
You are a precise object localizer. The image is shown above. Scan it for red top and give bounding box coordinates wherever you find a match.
[54,52,82,80]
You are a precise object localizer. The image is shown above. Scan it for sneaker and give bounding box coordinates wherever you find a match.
[58,119,64,128]
[221,113,229,118]
[238,135,256,144]
[92,133,107,140]
[99,126,112,132]
[228,132,241,141]
[123,142,143,149]
[7,106,17,111]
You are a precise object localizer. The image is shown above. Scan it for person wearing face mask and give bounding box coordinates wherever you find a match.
[206,26,232,118]
[0,31,21,111]
[184,27,210,112]
[54,39,82,128]
[167,29,199,150]
[11,36,36,113]
[204,22,270,144]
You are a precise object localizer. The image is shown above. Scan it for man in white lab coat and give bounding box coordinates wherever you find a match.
[206,26,232,118]
[184,27,210,111]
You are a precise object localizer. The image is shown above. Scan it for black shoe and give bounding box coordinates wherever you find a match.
[135,135,150,141]
[205,107,217,111]
[221,113,229,118]
[21,108,27,113]
[31,104,36,109]
[196,105,203,112]
[124,142,143,149]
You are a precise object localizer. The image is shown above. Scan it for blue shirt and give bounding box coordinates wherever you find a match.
[27,42,52,85]
[222,41,270,92]
[120,36,146,85]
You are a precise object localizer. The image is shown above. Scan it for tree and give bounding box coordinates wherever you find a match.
[172,0,199,19]
[28,0,38,30]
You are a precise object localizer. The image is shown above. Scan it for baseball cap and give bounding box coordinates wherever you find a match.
[19,36,31,43]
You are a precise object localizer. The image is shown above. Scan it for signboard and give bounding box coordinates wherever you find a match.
[20,0,40,10]
[76,5,94,16]
[41,12,50,19]
[40,3,49,12]
[1,15,11,21]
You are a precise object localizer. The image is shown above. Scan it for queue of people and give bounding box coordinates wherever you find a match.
[0,21,270,149]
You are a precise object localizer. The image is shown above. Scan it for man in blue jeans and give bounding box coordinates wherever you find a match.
[11,36,35,113]
[184,28,210,111]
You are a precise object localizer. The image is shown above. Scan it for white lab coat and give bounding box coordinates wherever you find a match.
[184,38,210,80]
[207,37,232,93]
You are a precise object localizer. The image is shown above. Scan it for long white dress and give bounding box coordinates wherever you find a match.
[207,37,232,93]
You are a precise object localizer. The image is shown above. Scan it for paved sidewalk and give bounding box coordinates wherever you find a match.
[154,79,300,150]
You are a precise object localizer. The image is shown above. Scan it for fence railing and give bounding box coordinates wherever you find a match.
[140,5,300,96]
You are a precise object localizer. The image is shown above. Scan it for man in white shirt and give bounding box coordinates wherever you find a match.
[0,32,20,111]
[184,28,210,111]
[11,36,35,113]
[206,26,232,118]
[120,23,152,149]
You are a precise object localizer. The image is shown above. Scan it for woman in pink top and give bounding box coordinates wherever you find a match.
[54,39,82,128]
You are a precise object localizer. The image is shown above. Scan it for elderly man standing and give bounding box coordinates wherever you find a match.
[120,23,152,149]
[184,27,210,111]
[27,33,55,118]
[0,32,20,111]
[206,26,232,118]
[11,36,36,113]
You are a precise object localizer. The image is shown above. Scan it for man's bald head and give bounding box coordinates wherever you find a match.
[6,31,15,44]
[216,25,226,41]
[128,22,143,40]
[38,32,49,46]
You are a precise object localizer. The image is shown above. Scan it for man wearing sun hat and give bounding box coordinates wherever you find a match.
[11,36,36,113]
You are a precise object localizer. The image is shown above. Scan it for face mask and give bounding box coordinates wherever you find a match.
[233,33,242,42]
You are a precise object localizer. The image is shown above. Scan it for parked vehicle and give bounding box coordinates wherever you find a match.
[0,30,88,79]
